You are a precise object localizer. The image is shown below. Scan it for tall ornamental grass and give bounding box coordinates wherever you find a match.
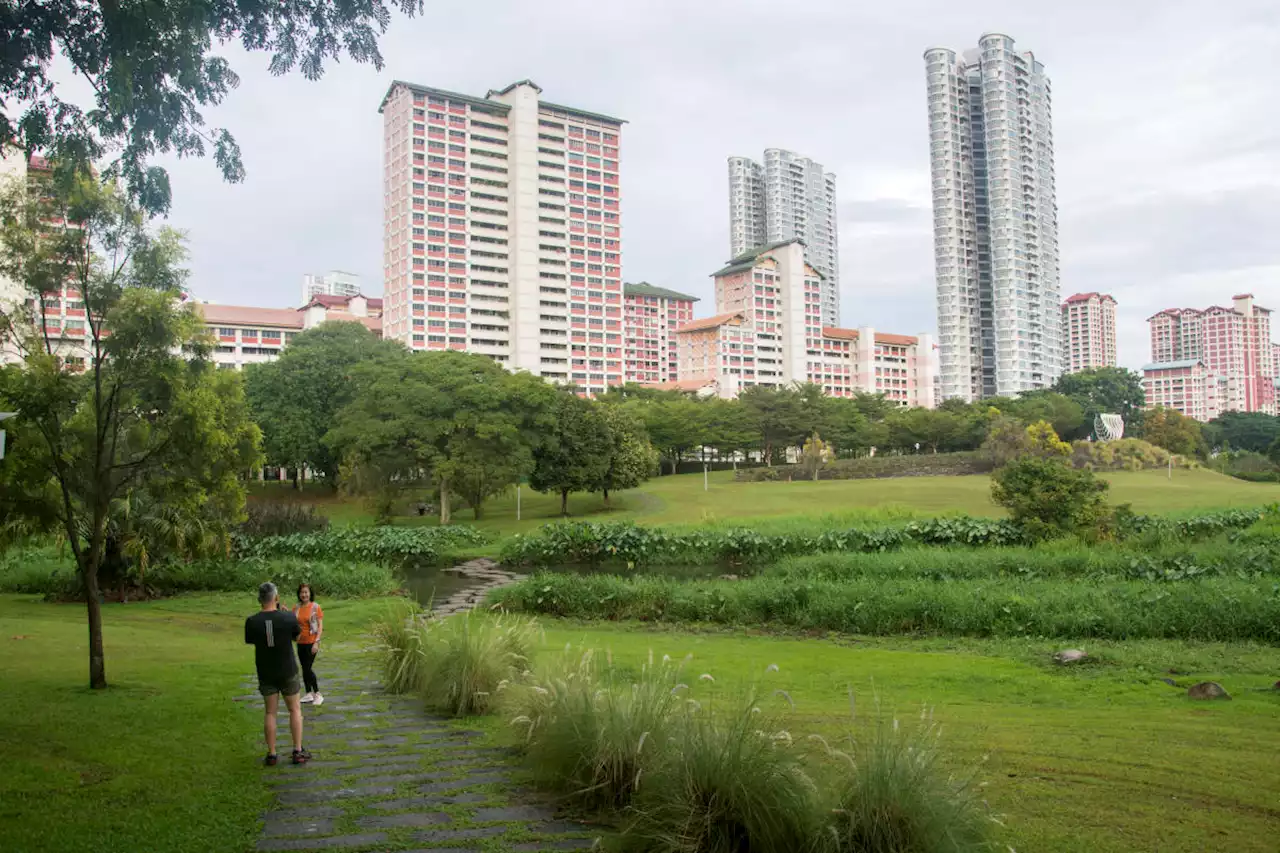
[507,648,684,811]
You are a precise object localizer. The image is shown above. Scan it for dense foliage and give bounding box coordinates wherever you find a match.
[990,456,1112,541]
[232,525,486,566]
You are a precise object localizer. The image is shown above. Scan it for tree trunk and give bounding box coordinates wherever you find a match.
[603,488,611,507]
[560,489,569,516]
[292,467,300,490]
[83,559,106,689]
[472,498,483,521]
[439,476,451,525]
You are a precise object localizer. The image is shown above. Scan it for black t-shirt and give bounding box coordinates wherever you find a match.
[244,608,300,683]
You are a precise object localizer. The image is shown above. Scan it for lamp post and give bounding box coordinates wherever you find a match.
[0,412,15,460]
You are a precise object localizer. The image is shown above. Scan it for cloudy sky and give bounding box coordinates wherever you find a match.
[147,0,1278,369]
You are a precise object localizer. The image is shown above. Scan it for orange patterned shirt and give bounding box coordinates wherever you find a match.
[293,602,323,645]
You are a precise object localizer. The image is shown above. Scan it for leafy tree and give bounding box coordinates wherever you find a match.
[1052,367,1146,434]
[1025,420,1071,458]
[799,432,831,481]
[991,456,1111,541]
[330,351,554,524]
[530,393,612,515]
[598,405,658,505]
[849,391,896,423]
[1140,407,1206,457]
[980,414,1030,468]
[740,385,811,465]
[888,407,965,453]
[245,322,403,488]
[822,397,887,457]
[0,173,262,688]
[4,0,422,213]
[1004,391,1086,440]
[1202,412,1280,454]
[631,396,709,474]
[700,397,756,463]
[1269,436,1280,466]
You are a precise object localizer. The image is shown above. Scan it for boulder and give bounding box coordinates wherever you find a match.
[1053,649,1087,665]
[1187,681,1230,700]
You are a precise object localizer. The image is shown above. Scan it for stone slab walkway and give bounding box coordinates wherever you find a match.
[234,560,601,852]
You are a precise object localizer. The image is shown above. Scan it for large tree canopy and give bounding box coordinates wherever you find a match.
[1051,367,1146,434]
[0,172,262,688]
[2,0,421,212]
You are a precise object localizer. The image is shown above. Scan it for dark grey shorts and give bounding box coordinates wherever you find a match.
[259,673,302,697]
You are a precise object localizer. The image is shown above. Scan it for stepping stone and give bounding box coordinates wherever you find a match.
[512,842,595,852]
[355,812,452,829]
[276,785,398,805]
[410,826,509,843]
[331,762,422,778]
[369,793,490,810]
[472,805,554,822]
[418,772,509,795]
[256,833,387,851]
[261,806,344,820]
[261,817,337,837]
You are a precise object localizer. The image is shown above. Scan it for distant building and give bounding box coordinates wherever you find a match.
[1062,292,1117,373]
[622,282,698,384]
[198,293,383,370]
[728,150,840,326]
[924,34,1061,401]
[1147,294,1275,415]
[379,78,625,395]
[1142,359,1224,423]
[302,270,364,303]
[673,240,936,406]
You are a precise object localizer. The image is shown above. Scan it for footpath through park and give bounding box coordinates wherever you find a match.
[235,560,599,853]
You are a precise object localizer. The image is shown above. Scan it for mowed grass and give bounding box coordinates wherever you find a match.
[0,594,390,853]
[252,467,1278,535]
[533,622,1280,853]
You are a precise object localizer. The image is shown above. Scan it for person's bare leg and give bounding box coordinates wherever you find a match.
[285,691,303,752]
[264,693,279,755]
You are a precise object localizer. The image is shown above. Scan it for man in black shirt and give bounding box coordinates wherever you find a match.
[245,582,310,765]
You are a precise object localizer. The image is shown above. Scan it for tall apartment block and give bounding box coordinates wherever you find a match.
[728,150,840,326]
[674,239,937,407]
[379,79,625,396]
[1146,294,1275,417]
[622,283,697,384]
[1062,292,1117,373]
[302,270,364,303]
[924,33,1061,401]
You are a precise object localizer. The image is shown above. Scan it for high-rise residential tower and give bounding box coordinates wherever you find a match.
[924,33,1061,401]
[302,270,364,303]
[727,150,840,326]
[380,79,625,396]
[1062,292,1117,373]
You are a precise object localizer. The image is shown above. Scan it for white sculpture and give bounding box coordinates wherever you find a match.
[1094,413,1125,442]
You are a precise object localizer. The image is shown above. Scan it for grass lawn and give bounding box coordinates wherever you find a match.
[0,593,391,853]
[252,467,1278,537]
[533,622,1280,853]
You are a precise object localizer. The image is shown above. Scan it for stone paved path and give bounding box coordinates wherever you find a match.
[235,560,600,852]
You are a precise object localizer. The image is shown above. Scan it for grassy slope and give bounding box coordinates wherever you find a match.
[252,467,1278,536]
[0,594,390,853]
[534,623,1280,853]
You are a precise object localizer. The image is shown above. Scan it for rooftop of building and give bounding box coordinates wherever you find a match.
[1142,359,1206,372]
[655,378,717,393]
[821,326,919,346]
[623,282,699,302]
[197,304,304,329]
[675,311,745,333]
[1063,292,1116,304]
[303,293,383,310]
[378,79,625,124]
[710,238,806,277]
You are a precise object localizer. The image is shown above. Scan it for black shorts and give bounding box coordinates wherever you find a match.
[258,673,302,697]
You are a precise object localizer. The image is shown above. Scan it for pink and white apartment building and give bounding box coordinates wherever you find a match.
[623,282,698,384]
[673,240,937,406]
[1147,294,1276,417]
[1061,292,1117,373]
[379,79,626,396]
[1141,360,1225,423]
[197,293,383,370]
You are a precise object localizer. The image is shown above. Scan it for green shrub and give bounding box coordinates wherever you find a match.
[413,612,538,716]
[490,572,1280,642]
[233,525,487,565]
[239,502,331,537]
[819,709,998,853]
[735,452,992,482]
[619,688,820,853]
[507,647,681,811]
[991,456,1111,541]
[1069,438,1187,471]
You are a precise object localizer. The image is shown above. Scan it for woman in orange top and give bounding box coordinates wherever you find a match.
[293,583,324,706]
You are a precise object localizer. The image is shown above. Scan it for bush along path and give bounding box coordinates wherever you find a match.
[235,608,595,850]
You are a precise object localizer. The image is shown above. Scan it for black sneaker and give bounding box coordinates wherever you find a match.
[264,753,278,767]
[291,748,311,765]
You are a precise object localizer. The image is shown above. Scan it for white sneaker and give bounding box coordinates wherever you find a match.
[312,693,324,707]
[300,692,314,704]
